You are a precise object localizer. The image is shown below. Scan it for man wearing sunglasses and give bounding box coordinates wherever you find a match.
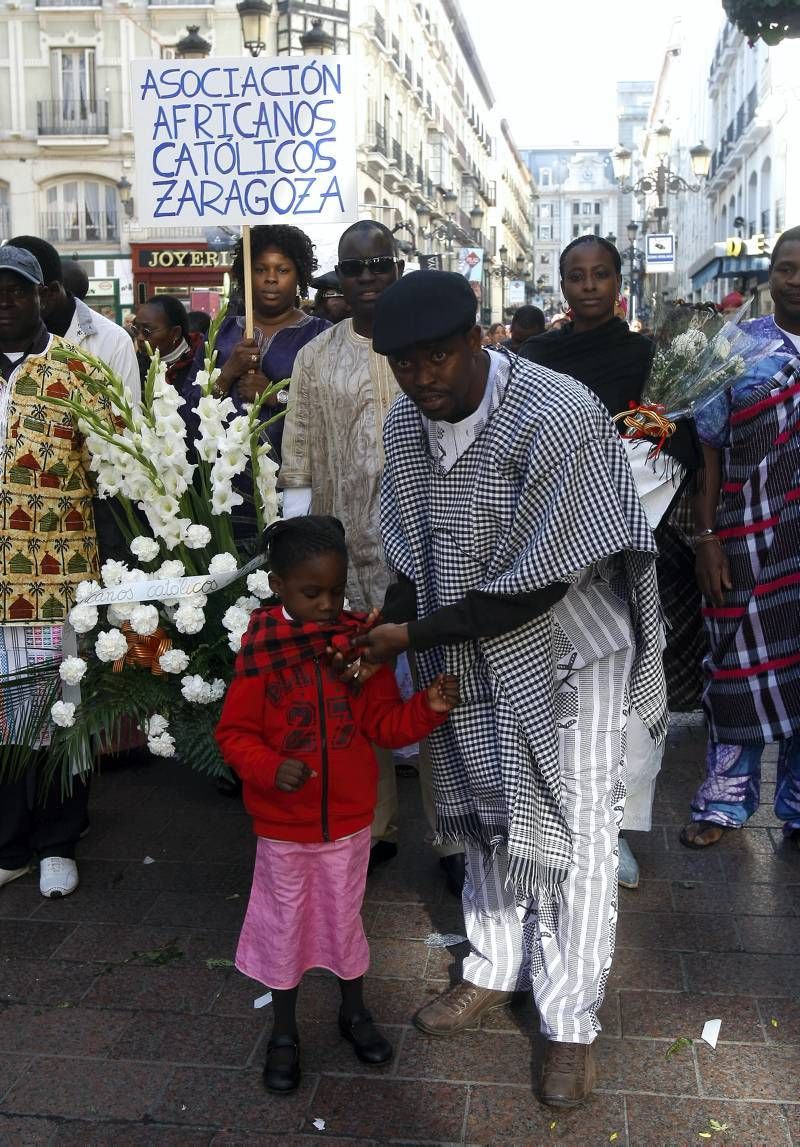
[280,222,465,891]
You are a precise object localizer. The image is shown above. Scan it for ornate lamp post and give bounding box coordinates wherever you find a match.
[299,17,335,55]
[611,124,711,231]
[619,219,646,324]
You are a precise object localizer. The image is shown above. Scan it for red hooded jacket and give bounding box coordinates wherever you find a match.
[215,646,448,844]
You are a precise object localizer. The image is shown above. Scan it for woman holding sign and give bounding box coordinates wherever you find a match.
[182,225,329,470]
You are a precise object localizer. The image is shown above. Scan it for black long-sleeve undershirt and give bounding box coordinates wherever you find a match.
[381,573,568,651]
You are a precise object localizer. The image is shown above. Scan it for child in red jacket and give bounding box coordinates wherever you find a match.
[215,516,458,1094]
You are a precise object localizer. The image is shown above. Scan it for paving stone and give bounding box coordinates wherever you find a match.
[154,1066,317,1133]
[53,923,239,967]
[0,1053,32,1101]
[683,952,797,996]
[367,937,429,979]
[82,962,229,1014]
[670,879,798,916]
[142,891,248,931]
[0,958,98,1007]
[30,887,158,926]
[466,1085,626,1144]
[297,1019,404,1077]
[2,1058,170,1120]
[0,920,77,960]
[620,990,763,1043]
[0,883,41,920]
[606,946,685,991]
[696,1042,800,1102]
[397,1026,534,1086]
[52,1121,214,1145]
[618,878,674,913]
[615,911,741,952]
[625,1096,792,1146]
[0,1003,134,1056]
[110,1011,267,1067]
[758,998,800,1045]
[596,1034,698,1095]
[0,1114,60,1146]
[367,899,465,940]
[309,1076,468,1142]
[735,915,800,954]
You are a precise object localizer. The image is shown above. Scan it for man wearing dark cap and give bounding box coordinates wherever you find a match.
[310,270,350,325]
[355,270,667,1107]
[0,247,112,899]
[280,222,465,892]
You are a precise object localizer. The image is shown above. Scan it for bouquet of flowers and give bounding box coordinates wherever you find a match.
[1,303,284,791]
[615,300,783,451]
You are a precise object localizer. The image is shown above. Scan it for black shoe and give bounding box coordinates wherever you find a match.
[367,840,398,874]
[263,1034,300,1093]
[338,1008,393,1065]
[439,852,465,898]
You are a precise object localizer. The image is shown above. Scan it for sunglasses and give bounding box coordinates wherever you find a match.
[336,256,399,278]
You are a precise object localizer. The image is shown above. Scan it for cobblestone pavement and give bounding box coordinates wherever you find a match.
[1,722,799,1145]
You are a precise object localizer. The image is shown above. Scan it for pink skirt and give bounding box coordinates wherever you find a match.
[236,826,371,990]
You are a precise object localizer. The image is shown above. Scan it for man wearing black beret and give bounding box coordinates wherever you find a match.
[355,270,668,1107]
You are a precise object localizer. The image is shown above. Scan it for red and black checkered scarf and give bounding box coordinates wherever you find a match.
[234,607,372,679]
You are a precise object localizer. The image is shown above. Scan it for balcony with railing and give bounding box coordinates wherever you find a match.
[365,121,388,159]
[404,57,413,87]
[36,0,101,6]
[0,205,10,241]
[391,34,401,68]
[405,153,416,182]
[391,138,403,169]
[37,100,109,137]
[761,208,771,233]
[42,210,119,244]
[373,9,386,44]
[709,84,763,186]
[149,0,216,6]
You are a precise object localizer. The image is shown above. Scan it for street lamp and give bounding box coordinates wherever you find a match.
[175,25,212,59]
[611,124,712,231]
[299,17,335,55]
[416,191,462,269]
[621,220,645,323]
[237,0,272,57]
[469,204,484,243]
[116,176,134,219]
[489,246,518,316]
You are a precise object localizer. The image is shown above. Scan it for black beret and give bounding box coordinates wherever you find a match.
[310,269,343,295]
[372,270,479,356]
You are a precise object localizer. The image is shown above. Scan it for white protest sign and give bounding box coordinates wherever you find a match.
[130,56,357,229]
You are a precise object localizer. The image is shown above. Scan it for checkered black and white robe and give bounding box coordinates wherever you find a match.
[381,352,668,896]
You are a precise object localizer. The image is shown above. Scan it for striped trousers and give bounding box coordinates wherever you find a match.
[461,642,633,1044]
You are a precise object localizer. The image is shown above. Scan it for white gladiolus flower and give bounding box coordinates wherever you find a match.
[247,570,272,598]
[209,679,226,701]
[144,713,169,737]
[672,329,708,360]
[101,559,128,587]
[209,553,239,578]
[95,628,130,663]
[58,657,87,686]
[130,536,160,563]
[157,560,185,580]
[174,605,205,635]
[130,604,160,637]
[713,335,731,360]
[148,731,176,757]
[51,700,76,728]
[211,484,244,516]
[69,603,99,634]
[158,648,190,674]
[184,524,211,549]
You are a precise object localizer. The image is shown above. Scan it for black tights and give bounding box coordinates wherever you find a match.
[271,976,366,1038]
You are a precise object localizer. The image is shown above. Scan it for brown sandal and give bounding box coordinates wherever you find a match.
[679,821,728,849]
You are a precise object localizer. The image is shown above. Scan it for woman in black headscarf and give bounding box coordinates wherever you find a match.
[519,235,705,892]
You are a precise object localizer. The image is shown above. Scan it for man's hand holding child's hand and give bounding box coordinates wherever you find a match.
[426,673,460,713]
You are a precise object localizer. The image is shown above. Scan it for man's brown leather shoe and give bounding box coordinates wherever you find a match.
[413,982,513,1036]
[540,1040,597,1107]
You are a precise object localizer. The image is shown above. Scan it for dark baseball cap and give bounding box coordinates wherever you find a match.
[0,246,44,286]
[372,270,478,356]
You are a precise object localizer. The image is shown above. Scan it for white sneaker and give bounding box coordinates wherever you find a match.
[0,865,31,888]
[39,856,79,899]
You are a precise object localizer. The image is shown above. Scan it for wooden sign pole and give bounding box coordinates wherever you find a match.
[242,224,254,339]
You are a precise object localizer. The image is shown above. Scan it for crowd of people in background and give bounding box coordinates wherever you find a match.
[0,218,798,1113]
